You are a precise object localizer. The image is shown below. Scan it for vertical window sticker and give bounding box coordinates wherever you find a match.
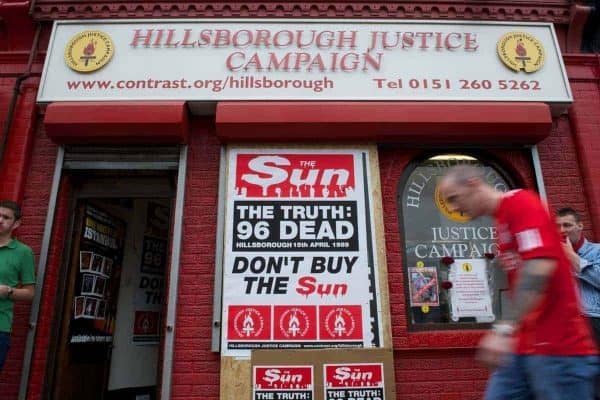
[81,273,96,296]
[96,300,107,320]
[79,251,92,272]
[324,363,385,400]
[254,366,314,400]
[91,253,104,274]
[73,296,85,319]
[93,276,107,297]
[102,256,113,277]
[83,297,98,319]
[407,267,440,307]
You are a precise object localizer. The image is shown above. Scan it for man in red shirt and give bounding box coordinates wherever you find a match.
[439,165,598,400]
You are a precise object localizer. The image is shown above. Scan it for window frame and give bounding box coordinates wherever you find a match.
[396,151,517,332]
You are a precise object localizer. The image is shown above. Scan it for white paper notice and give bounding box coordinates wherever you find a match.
[448,259,495,323]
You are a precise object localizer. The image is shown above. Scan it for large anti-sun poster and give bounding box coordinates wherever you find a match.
[221,147,383,357]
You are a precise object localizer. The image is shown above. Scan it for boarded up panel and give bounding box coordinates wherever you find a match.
[251,348,396,400]
[220,357,251,399]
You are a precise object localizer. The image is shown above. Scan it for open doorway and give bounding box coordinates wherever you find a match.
[50,172,175,400]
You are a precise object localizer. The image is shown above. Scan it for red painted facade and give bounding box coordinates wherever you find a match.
[0,1,599,399]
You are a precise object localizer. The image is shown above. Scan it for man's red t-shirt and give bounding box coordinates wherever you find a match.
[495,189,597,355]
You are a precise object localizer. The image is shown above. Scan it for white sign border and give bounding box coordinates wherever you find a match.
[38,18,572,104]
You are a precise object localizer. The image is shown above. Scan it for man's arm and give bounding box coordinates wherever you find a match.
[477,256,556,368]
[0,284,34,301]
[562,240,600,289]
[507,257,556,324]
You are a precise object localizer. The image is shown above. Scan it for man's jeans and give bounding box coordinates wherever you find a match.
[0,331,9,371]
[485,354,599,400]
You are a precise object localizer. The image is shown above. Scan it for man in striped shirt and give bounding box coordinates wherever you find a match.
[556,207,600,345]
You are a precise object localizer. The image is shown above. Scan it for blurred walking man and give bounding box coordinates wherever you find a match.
[439,166,598,400]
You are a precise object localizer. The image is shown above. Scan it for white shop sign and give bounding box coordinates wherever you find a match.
[38,19,571,106]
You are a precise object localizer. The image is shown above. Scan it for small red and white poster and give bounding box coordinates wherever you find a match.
[319,305,363,341]
[273,306,317,341]
[132,311,160,343]
[227,305,271,343]
[253,365,314,400]
[324,363,385,400]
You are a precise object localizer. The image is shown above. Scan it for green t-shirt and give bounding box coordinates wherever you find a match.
[0,239,35,332]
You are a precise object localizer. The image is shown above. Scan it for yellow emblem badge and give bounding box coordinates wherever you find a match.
[434,183,470,223]
[497,32,545,73]
[64,30,114,73]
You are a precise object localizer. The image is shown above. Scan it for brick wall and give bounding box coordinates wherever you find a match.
[0,121,64,399]
[169,118,221,400]
[0,81,39,203]
[562,56,600,241]
[0,77,15,135]
[537,114,596,240]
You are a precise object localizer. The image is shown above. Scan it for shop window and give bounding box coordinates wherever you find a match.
[399,154,514,329]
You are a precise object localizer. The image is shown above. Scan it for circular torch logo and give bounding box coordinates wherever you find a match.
[232,307,265,339]
[324,307,356,338]
[434,183,471,223]
[64,30,114,73]
[278,308,310,339]
[497,32,545,73]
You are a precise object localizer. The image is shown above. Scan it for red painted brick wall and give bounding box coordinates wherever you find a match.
[537,114,597,240]
[561,56,600,241]
[169,118,221,400]
[0,81,39,203]
[0,120,66,399]
[0,77,15,135]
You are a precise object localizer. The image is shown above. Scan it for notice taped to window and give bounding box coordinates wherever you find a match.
[448,258,495,323]
[222,148,382,357]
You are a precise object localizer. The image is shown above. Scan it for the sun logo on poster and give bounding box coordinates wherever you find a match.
[255,366,313,389]
[325,363,384,390]
[236,154,355,198]
[497,31,545,73]
[64,30,114,73]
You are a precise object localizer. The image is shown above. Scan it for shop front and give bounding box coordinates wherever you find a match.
[0,6,598,400]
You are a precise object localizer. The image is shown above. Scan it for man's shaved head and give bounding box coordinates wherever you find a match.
[443,164,486,185]
[438,164,500,219]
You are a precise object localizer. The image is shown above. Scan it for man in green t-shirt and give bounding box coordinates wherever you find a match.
[0,200,35,372]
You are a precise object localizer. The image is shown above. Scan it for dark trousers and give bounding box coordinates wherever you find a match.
[0,331,9,371]
[590,317,600,349]
[589,317,600,400]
